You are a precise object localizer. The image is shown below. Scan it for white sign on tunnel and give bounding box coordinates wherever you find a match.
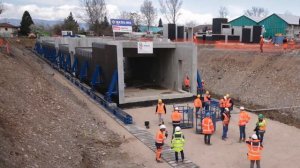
[137,42,153,54]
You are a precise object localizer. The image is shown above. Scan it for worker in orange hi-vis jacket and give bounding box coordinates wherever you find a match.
[259,35,264,53]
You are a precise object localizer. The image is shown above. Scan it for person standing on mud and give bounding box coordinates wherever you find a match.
[283,37,288,51]
[155,124,168,163]
[259,35,264,53]
[239,106,251,142]
[246,134,263,168]
[203,91,211,111]
[156,99,166,125]
[255,114,267,143]
[222,108,230,140]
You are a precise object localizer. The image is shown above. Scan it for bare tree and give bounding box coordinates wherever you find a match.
[140,0,156,31]
[219,6,228,18]
[244,7,269,17]
[81,0,106,35]
[0,0,5,15]
[119,11,142,32]
[159,0,183,24]
[185,21,197,28]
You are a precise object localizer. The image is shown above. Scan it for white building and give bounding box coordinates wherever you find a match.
[0,23,18,38]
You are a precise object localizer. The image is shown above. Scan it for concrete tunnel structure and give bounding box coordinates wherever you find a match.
[39,37,198,105]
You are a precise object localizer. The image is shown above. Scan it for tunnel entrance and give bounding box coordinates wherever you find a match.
[123,47,190,103]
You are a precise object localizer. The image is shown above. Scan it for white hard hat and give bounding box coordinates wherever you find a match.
[159,125,166,129]
[225,108,229,111]
[240,106,245,110]
[251,134,258,140]
[175,107,179,110]
[175,126,181,132]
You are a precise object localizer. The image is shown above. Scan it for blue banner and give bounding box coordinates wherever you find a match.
[111,19,133,26]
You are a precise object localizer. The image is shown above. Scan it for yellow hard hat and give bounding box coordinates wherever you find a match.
[197,94,200,98]
[226,94,230,97]
[206,91,209,94]
[158,99,162,103]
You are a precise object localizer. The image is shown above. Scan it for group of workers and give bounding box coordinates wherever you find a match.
[154,92,267,168]
[260,35,296,53]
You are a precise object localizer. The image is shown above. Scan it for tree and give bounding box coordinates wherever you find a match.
[120,11,142,32]
[185,21,197,28]
[219,6,228,18]
[159,0,183,24]
[20,11,34,36]
[81,0,106,35]
[158,18,163,27]
[245,7,269,17]
[140,0,156,31]
[52,24,63,35]
[0,0,4,15]
[62,12,79,33]
[102,16,109,28]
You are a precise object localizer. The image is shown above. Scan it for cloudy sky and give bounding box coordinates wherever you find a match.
[1,0,300,25]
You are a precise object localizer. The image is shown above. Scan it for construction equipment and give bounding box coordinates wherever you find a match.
[173,105,194,129]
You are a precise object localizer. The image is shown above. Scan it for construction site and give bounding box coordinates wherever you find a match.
[1,1,300,167]
[0,32,299,167]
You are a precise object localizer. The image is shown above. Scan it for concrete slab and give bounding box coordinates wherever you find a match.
[124,87,193,104]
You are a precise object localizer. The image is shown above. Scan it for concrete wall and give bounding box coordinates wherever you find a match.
[174,42,197,94]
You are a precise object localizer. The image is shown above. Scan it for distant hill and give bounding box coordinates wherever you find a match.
[0,18,88,29]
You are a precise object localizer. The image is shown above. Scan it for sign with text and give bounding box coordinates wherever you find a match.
[137,42,153,54]
[111,19,133,33]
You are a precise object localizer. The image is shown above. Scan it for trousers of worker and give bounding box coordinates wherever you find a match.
[156,146,162,160]
[158,114,164,124]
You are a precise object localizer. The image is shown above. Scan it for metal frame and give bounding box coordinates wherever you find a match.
[173,105,194,129]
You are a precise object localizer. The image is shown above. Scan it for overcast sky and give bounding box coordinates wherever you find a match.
[1,0,300,25]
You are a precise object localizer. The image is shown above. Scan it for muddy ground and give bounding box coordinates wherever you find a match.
[0,43,155,168]
[198,47,300,127]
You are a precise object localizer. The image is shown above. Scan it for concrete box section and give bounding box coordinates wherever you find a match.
[39,37,197,105]
[117,41,197,104]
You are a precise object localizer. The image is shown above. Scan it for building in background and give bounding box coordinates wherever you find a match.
[229,14,300,38]
[0,23,19,38]
[259,14,300,38]
[229,15,262,26]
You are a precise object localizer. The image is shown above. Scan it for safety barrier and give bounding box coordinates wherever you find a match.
[33,42,133,125]
[173,105,194,129]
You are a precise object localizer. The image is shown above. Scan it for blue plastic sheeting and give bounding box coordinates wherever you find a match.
[272,36,284,44]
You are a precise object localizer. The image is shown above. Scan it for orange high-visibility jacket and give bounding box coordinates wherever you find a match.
[156,103,166,114]
[247,139,263,160]
[202,117,214,134]
[219,98,226,108]
[290,40,295,49]
[204,94,211,103]
[223,113,230,125]
[171,111,182,122]
[184,77,190,87]
[260,37,264,45]
[155,130,165,144]
[194,98,202,108]
[239,111,250,126]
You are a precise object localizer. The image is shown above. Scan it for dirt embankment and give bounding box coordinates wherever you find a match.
[0,45,141,168]
[198,48,300,127]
